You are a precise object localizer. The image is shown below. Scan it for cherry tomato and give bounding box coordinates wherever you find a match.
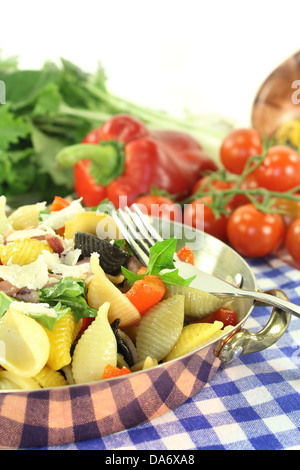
[220,128,263,175]
[193,176,232,194]
[255,145,300,192]
[227,203,285,257]
[285,217,300,264]
[133,195,182,222]
[184,196,228,242]
[193,175,253,212]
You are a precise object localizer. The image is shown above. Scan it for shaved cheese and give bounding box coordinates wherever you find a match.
[0,257,49,289]
[39,251,91,279]
[40,199,84,230]
[6,225,57,242]
[10,301,58,318]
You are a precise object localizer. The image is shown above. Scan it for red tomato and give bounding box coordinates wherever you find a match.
[184,196,228,242]
[285,217,300,264]
[220,128,263,175]
[199,307,238,327]
[192,173,259,212]
[227,203,285,257]
[133,195,182,222]
[255,145,300,192]
[193,177,232,194]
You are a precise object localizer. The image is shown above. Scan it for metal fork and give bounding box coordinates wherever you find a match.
[111,204,300,320]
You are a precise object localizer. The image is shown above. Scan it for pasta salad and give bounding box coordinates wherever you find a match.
[0,195,237,390]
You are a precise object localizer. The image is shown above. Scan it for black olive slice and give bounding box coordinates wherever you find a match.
[74,232,129,275]
[110,319,133,367]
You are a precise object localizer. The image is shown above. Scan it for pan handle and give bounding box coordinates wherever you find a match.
[216,289,291,363]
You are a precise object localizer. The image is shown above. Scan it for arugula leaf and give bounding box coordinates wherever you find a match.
[28,302,71,331]
[0,292,70,331]
[121,238,195,287]
[39,276,98,322]
[0,291,13,318]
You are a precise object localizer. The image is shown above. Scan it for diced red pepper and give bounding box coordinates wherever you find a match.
[199,307,238,327]
[50,196,70,212]
[125,274,166,315]
[177,245,194,264]
[102,364,131,379]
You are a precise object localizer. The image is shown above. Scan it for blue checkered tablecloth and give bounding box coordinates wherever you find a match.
[28,255,300,450]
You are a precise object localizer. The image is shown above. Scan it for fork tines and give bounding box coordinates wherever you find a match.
[112,205,163,266]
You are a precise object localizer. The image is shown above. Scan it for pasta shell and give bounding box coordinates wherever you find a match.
[0,370,41,390]
[165,285,233,320]
[163,321,224,362]
[34,365,68,388]
[0,195,9,235]
[72,302,117,384]
[43,311,81,371]
[136,295,184,362]
[0,307,50,378]
[87,253,141,327]
[64,211,121,240]
[8,202,46,230]
[0,238,53,266]
[131,356,158,372]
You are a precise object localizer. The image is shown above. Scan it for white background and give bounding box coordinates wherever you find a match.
[1,0,300,126]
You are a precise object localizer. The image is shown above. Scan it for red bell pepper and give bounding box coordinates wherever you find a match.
[57,114,217,208]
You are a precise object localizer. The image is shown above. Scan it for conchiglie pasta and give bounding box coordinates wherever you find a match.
[165,285,233,320]
[131,356,158,372]
[72,302,117,384]
[0,370,41,390]
[43,311,81,371]
[0,238,53,266]
[64,211,121,240]
[136,295,184,362]
[0,307,50,378]
[87,253,141,327]
[163,321,226,362]
[0,195,9,235]
[8,202,46,230]
[34,365,68,388]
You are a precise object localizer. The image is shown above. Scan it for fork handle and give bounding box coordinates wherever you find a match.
[229,287,300,319]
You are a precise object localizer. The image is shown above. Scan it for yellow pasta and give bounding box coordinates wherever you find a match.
[131,356,158,372]
[0,238,53,266]
[34,365,68,388]
[64,211,121,240]
[136,295,184,362]
[72,302,117,384]
[0,195,9,235]
[87,253,141,327]
[8,202,46,230]
[163,321,225,362]
[43,311,81,371]
[0,370,41,390]
[165,285,233,320]
[0,307,50,378]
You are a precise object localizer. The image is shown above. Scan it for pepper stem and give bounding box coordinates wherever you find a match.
[56,140,125,186]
